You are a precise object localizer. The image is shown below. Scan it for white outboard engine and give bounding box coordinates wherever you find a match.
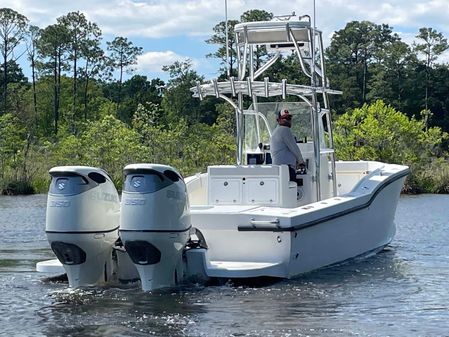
[120,164,191,291]
[46,166,120,287]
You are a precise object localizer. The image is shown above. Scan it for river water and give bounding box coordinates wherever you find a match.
[0,194,448,337]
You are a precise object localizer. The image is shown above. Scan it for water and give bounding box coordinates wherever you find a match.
[0,194,448,337]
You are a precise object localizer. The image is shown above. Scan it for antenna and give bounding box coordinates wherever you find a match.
[225,0,230,78]
[312,0,316,84]
[311,0,321,201]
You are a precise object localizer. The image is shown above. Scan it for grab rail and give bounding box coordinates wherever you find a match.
[238,218,281,231]
[250,218,280,226]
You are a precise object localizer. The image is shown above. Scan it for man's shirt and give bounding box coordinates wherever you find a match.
[270,125,304,167]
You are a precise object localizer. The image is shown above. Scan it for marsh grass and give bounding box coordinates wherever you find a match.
[0,180,35,195]
[417,160,449,193]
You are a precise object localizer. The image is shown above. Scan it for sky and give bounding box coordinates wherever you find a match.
[2,0,449,81]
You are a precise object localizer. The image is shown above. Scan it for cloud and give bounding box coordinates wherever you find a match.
[92,0,222,38]
[136,50,193,73]
[135,51,222,82]
[4,0,449,78]
[4,0,449,43]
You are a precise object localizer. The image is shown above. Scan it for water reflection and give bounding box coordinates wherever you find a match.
[1,195,449,337]
[36,285,209,337]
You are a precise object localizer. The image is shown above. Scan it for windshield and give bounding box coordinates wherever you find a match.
[244,102,314,153]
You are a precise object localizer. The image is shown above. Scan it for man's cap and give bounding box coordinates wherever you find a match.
[278,109,292,120]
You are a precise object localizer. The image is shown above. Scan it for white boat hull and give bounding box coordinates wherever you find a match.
[186,164,407,280]
[285,177,400,277]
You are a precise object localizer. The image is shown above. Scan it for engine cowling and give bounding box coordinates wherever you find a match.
[46,166,120,287]
[120,164,191,291]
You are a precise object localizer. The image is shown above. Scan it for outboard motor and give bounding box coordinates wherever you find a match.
[46,166,120,287]
[120,164,191,291]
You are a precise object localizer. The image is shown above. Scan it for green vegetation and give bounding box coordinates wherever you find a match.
[333,100,448,193]
[0,8,448,194]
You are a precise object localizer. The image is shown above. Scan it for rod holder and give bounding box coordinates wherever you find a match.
[196,81,203,100]
[230,77,236,97]
[212,79,220,98]
[247,78,253,96]
[264,77,269,97]
[282,79,287,99]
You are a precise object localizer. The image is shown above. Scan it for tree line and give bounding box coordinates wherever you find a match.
[0,8,448,194]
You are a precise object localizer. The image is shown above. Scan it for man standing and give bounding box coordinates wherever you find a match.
[270,109,305,181]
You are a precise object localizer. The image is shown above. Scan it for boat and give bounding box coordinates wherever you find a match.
[36,14,409,291]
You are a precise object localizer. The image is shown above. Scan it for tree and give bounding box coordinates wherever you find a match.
[25,25,40,127]
[131,102,171,163]
[179,121,235,175]
[79,114,142,183]
[131,102,235,176]
[0,59,27,84]
[367,40,416,112]
[240,9,272,22]
[57,11,102,127]
[414,27,449,112]
[0,113,27,181]
[206,19,239,77]
[118,75,164,124]
[133,101,163,130]
[326,21,399,111]
[0,8,28,114]
[334,100,446,164]
[0,61,30,138]
[427,64,449,132]
[106,36,142,111]
[80,40,105,119]
[334,100,448,192]
[162,59,213,124]
[48,114,142,186]
[37,23,70,135]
